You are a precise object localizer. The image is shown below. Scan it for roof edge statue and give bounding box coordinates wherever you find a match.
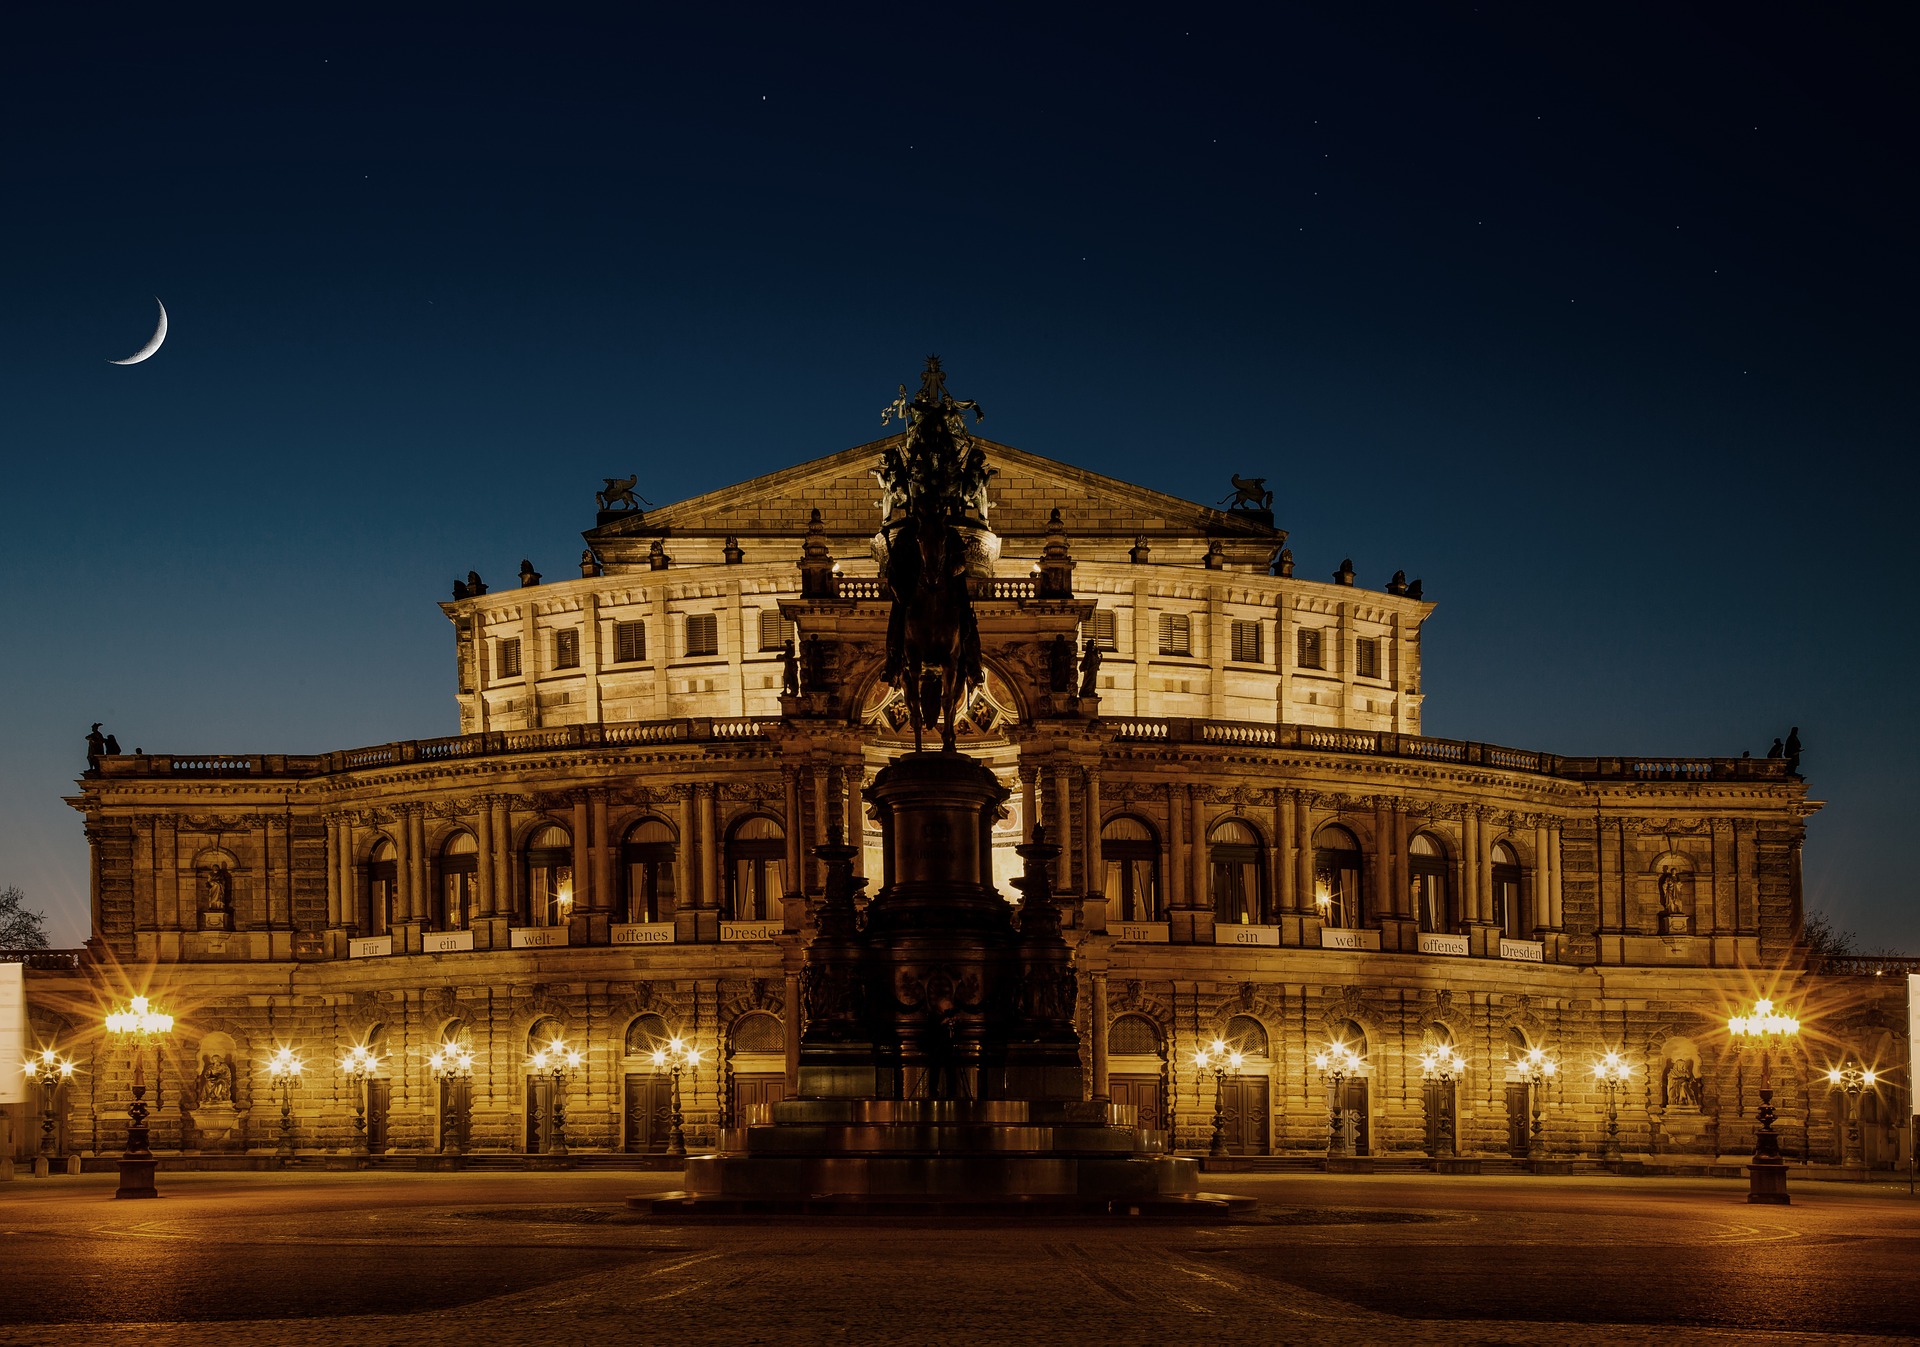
[877,356,988,752]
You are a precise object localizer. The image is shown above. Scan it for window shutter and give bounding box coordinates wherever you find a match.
[1090,609,1117,650]
[759,610,787,650]
[1231,620,1261,664]
[1356,637,1379,680]
[686,613,719,658]
[497,638,521,679]
[1297,628,1322,670]
[553,629,579,670]
[614,620,646,663]
[1159,614,1191,656]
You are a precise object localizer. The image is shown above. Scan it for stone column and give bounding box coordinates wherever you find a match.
[1547,823,1565,930]
[700,784,721,940]
[1090,972,1111,1102]
[338,818,358,933]
[1053,767,1075,893]
[1082,768,1103,903]
[1461,808,1481,923]
[490,797,514,928]
[1167,782,1187,916]
[324,817,343,929]
[675,787,698,942]
[1019,766,1037,843]
[475,801,496,920]
[570,794,591,930]
[1189,787,1209,936]
[590,790,612,917]
[847,766,865,878]
[1275,791,1296,913]
[781,768,803,891]
[784,965,803,1096]
[1293,795,1313,916]
[810,766,828,894]
[1533,820,1552,934]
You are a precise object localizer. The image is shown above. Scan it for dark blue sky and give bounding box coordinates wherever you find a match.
[2,4,1913,950]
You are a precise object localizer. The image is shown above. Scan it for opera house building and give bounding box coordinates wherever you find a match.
[7,430,1910,1175]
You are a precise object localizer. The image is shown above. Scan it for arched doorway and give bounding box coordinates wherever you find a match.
[524,1016,566,1153]
[362,1024,391,1153]
[435,1020,474,1152]
[1491,842,1524,937]
[1314,826,1364,929]
[1409,832,1451,932]
[364,838,397,937]
[1328,1019,1370,1155]
[1221,1014,1271,1155]
[1107,1014,1166,1131]
[622,1013,673,1153]
[1422,1025,1459,1157]
[1100,817,1161,921]
[1208,819,1268,925]
[725,817,786,922]
[437,832,476,931]
[620,818,678,924]
[727,1011,787,1126]
[523,825,573,927]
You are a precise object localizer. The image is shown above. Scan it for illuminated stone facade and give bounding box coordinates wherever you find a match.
[12,435,1909,1175]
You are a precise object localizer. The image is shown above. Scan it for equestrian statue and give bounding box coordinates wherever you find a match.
[877,357,988,752]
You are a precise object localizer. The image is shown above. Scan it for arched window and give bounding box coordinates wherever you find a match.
[1314,825,1364,929]
[621,819,678,924]
[1491,842,1523,938]
[731,1011,784,1055]
[1101,816,1160,922]
[365,837,398,937]
[1209,819,1268,925]
[1333,1019,1368,1065]
[625,1013,670,1058]
[527,1016,564,1055]
[1226,1014,1270,1058]
[726,816,787,923]
[524,824,573,927]
[437,831,477,932]
[1108,1014,1163,1057]
[1409,832,1451,933]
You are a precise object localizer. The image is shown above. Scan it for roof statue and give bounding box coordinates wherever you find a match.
[876,356,988,752]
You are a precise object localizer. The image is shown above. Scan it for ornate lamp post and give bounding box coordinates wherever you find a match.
[1728,997,1801,1205]
[1824,1059,1878,1168]
[23,1048,75,1173]
[104,994,174,1199]
[1590,1051,1631,1164]
[650,1037,701,1158]
[430,1041,477,1156]
[264,1047,304,1159]
[528,1037,583,1156]
[1521,1047,1558,1159]
[1419,1045,1466,1158]
[340,1044,379,1157]
[1192,1039,1243,1160]
[1313,1041,1363,1157]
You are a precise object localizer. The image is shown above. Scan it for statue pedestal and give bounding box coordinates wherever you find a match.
[1660,912,1691,936]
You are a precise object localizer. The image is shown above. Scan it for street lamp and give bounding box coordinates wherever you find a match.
[1823,1059,1878,1168]
[1521,1047,1558,1159]
[1313,1041,1363,1157]
[104,994,174,1199]
[1419,1045,1466,1158]
[429,1041,477,1156]
[528,1037,583,1156]
[340,1044,380,1157]
[1590,1051,1632,1164]
[649,1037,701,1158]
[1728,997,1801,1205]
[23,1048,75,1173]
[1192,1039,1244,1160]
[264,1047,303,1159]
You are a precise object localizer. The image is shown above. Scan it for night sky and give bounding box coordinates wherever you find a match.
[2,5,1913,950]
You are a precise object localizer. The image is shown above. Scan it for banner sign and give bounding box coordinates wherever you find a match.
[720,922,784,943]
[348,936,392,959]
[1113,923,1170,944]
[0,963,24,1105]
[1417,933,1469,957]
[611,923,676,945]
[509,926,569,949]
[1215,924,1280,947]
[421,931,474,954]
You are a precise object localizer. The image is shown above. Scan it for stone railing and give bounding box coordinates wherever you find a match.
[835,577,885,600]
[1104,719,1790,783]
[0,950,84,971]
[91,717,774,780]
[1809,954,1920,977]
[988,577,1037,600]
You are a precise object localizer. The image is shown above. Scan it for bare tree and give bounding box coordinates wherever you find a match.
[1801,908,1857,961]
[0,885,49,950]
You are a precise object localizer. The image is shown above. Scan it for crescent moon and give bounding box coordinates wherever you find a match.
[109,298,168,365]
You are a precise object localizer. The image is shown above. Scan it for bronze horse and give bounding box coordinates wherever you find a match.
[883,509,983,753]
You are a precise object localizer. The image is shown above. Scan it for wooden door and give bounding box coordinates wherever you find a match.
[624,1074,672,1153]
[1110,1074,1163,1131]
[1223,1077,1270,1155]
[1423,1079,1456,1156]
[525,1076,554,1152]
[1342,1079,1370,1156]
[1506,1082,1532,1157]
[732,1073,786,1127]
[365,1079,391,1153]
[438,1078,471,1151]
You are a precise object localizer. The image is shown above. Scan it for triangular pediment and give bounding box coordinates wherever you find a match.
[586,435,1281,556]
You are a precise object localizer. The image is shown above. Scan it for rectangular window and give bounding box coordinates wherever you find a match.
[685,613,719,658]
[496,638,521,679]
[1090,609,1117,651]
[614,620,646,663]
[1230,620,1262,664]
[1297,628,1324,670]
[552,628,580,670]
[1157,613,1191,656]
[758,610,790,651]
[1356,637,1380,680]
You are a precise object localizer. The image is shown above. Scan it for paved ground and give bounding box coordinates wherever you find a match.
[1,1168,1915,1345]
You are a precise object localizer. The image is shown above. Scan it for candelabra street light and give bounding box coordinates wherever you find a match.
[1419,1045,1466,1158]
[1193,1039,1244,1160]
[528,1037,583,1157]
[1591,1051,1632,1165]
[1521,1047,1558,1161]
[430,1041,477,1156]
[650,1037,701,1158]
[1728,998,1801,1205]
[1313,1041,1363,1158]
[265,1047,304,1160]
[1824,1058,1878,1169]
[340,1044,380,1158]
[104,994,174,1199]
[23,1048,75,1175]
